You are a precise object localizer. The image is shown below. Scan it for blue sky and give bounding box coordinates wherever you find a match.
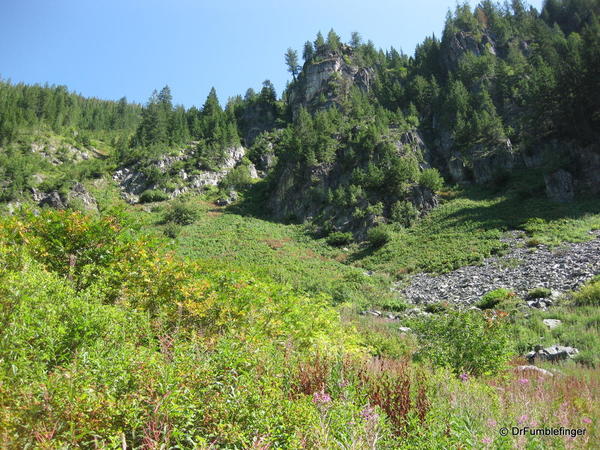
[0,0,544,108]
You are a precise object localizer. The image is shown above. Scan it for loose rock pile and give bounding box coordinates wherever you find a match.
[399,231,600,306]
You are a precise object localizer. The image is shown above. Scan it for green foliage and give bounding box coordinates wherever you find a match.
[219,161,254,191]
[359,186,600,275]
[418,168,444,192]
[367,225,392,248]
[139,189,169,203]
[391,200,419,227]
[477,288,515,309]
[527,287,552,299]
[326,231,354,247]
[572,279,600,307]
[163,199,199,225]
[412,310,514,376]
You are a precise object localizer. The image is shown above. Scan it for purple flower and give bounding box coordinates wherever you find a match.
[482,437,493,444]
[486,419,497,427]
[517,378,529,384]
[518,414,529,425]
[583,417,592,424]
[313,390,331,406]
[459,373,469,382]
[360,406,379,422]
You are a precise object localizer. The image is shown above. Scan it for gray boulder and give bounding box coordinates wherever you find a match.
[525,345,579,363]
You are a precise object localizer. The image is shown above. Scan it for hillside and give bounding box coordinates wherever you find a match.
[1,0,600,448]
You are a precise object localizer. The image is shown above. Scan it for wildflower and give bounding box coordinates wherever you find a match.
[482,437,493,445]
[360,406,379,423]
[459,373,469,382]
[583,417,592,424]
[313,390,331,406]
[518,414,529,425]
[486,419,497,427]
[517,378,529,384]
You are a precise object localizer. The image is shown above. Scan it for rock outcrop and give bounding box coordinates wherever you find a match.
[288,45,373,118]
[442,30,497,72]
[31,182,97,211]
[113,143,256,203]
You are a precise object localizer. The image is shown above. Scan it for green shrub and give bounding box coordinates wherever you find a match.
[326,231,353,247]
[163,200,198,225]
[390,200,419,227]
[418,168,444,192]
[572,280,600,307]
[367,225,392,247]
[139,189,169,203]
[476,288,515,310]
[527,287,551,299]
[412,310,514,376]
[219,161,254,190]
[424,302,451,314]
[163,222,181,238]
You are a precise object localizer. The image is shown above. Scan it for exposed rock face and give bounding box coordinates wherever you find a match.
[30,141,100,165]
[408,185,438,214]
[66,182,98,212]
[545,169,575,203]
[442,31,497,72]
[113,144,250,203]
[35,190,65,209]
[288,45,373,117]
[269,133,436,237]
[31,183,97,211]
[239,102,277,147]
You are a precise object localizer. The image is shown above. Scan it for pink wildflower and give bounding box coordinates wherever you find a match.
[517,378,529,384]
[482,437,493,444]
[313,390,331,406]
[583,417,592,424]
[486,419,497,427]
[518,414,529,425]
[459,373,469,382]
[360,406,379,423]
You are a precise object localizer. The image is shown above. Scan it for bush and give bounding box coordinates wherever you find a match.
[367,225,392,247]
[163,200,199,225]
[424,302,450,314]
[418,168,444,192]
[326,231,353,247]
[527,287,551,299]
[476,288,515,310]
[219,161,254,190]
[139,189,169,203]
[390,200,419,227]
[163,222,181,238]
[412,310,514,376]
[572,280,600,306]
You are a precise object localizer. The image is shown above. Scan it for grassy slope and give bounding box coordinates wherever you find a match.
[125,197,399,310]
[356,186,600,276]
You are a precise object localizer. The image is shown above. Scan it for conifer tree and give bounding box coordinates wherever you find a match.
[284,48,300,81]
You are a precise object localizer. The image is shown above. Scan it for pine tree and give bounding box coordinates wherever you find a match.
[303,41,314,62]
[284,48,300,81]
[327,29,341,51]
[314,31,325,52]
[350,31,362,49]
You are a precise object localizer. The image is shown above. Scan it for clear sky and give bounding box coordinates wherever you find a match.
[0,0,544,108]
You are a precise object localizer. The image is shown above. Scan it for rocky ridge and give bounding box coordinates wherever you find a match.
[399,230,600,306]
[113,144,257,203]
